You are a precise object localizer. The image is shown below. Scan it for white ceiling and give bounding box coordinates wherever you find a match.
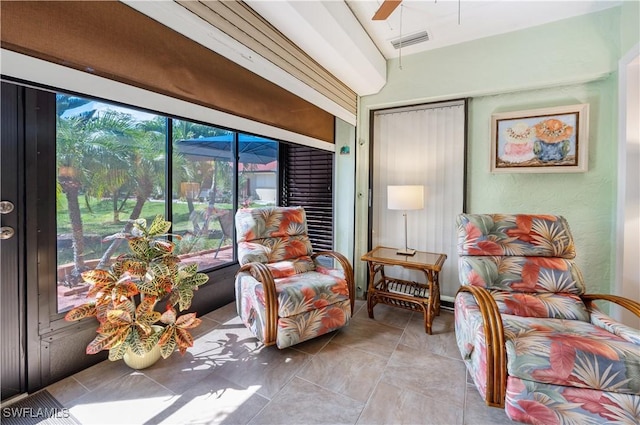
[242,0,622,96]
[344,0,622,59]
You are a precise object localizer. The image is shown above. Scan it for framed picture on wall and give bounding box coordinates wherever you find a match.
[491,103,589,173]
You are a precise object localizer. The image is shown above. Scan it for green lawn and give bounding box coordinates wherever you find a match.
[56,196,232,264]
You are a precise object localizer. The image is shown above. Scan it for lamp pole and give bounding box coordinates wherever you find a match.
[398,210,415,256]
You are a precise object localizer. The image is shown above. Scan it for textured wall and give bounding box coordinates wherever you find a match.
[467,78,617,294]
[356,6,632,297]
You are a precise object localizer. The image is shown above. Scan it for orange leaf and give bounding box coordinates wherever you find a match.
[549,341,576,378]
[513,400,560,425]
[521,262,540,287]
[320,307,346,329]
[113,280,139,299]
[471,240,503,255]
[528,257,569,271]
[175,328,194,353]
[64,304,97,321]
[86,328,129,354]
[175,313,201,329]
[504,294,548,317]
[160,307,177,325]
[549,334,620,360]
[81,269,116,286]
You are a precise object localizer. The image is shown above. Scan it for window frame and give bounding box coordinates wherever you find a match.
[49,89,335,322]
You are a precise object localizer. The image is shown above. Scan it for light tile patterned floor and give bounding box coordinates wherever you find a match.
[45,300,516,425]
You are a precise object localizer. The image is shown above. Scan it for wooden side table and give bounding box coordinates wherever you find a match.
[361,246,447,334]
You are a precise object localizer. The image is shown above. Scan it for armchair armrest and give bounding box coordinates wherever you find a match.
[312,251,355,316]
[582,293,640,317]
[238,262,278,346]
[457,285,507,408]
[582,294,640,344]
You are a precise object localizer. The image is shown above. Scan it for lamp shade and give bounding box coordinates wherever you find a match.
[387,185,424,210]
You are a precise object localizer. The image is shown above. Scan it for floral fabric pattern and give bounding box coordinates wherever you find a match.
[503,315,640,395]
[276,299,351,349]
[457,213,576,259]
[454,213,640,425]
[505,377,640,425]
[589,307,640,346]
[236,206,308,242]
[236,207,313,266]
[265,257,316,279]
[260,271,350,318]
[490,289,589,320]
[234,206,352,349]
[458,255,585,294]
[238,236,314,266]
[455,292,489,400]
[236,271,350,349]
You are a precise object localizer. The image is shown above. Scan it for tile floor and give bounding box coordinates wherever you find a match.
[44,300,516,425]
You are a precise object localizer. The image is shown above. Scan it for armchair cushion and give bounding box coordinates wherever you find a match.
[454,213,640,424]
[490,290,590,321]
[503,315,640,395]
[265,257,316,279]
[589,308,640,345]
[457,213,576,258]
[234,206,354,349]
[267,271,350,318]
[505,377,639,425]
[236,270,351,348]
[236,207,314,264]
[458,256,585,294]
[238,237,314,267]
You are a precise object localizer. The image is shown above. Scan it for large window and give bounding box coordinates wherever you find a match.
[171,130,277,270]
[56,97,169,313]
[55,95,280,313]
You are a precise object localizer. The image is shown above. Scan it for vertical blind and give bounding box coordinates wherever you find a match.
[371,100,467,300]
[281,144,334,252]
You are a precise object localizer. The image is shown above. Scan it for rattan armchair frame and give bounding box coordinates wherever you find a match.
[457,285,507,408]
[238,251,355,347]
[457,286,640,409]
[582,293,640,316]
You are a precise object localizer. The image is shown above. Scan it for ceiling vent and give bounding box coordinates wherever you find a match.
[390,30,430,49]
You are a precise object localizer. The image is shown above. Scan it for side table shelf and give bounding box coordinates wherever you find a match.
[362,246,447,334]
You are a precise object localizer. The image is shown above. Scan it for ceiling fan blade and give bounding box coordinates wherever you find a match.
[372,0,402,21]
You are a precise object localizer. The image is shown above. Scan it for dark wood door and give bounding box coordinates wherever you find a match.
[1,82,26,401]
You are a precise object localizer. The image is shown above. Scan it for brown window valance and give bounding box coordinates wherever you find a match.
[0,1,334,142]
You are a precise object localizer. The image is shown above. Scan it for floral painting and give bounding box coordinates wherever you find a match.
[491,104,589,173]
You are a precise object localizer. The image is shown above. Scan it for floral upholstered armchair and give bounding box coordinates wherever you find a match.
[234,206,354,348]
[454,213,640,424]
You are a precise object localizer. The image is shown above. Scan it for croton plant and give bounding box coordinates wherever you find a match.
[65,215,210,361]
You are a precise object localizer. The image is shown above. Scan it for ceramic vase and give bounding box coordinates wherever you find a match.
[123,343,162,370]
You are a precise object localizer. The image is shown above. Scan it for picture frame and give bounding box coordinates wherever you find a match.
[491,103,589,173]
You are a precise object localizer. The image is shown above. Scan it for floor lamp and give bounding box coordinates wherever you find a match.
[387,185,424,256]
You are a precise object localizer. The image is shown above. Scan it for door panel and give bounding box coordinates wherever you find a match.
[1,82,26,401]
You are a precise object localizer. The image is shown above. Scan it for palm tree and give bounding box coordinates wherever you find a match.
[96,118,167,268]
[82,112,140,223]
[56,110,138,283]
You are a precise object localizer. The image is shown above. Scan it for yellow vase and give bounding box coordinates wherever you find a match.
[123,343,162,370]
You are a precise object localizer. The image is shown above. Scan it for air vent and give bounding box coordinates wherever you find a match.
[390,30,430,49]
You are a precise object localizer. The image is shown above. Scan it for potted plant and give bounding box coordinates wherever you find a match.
[65,215,210,368]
